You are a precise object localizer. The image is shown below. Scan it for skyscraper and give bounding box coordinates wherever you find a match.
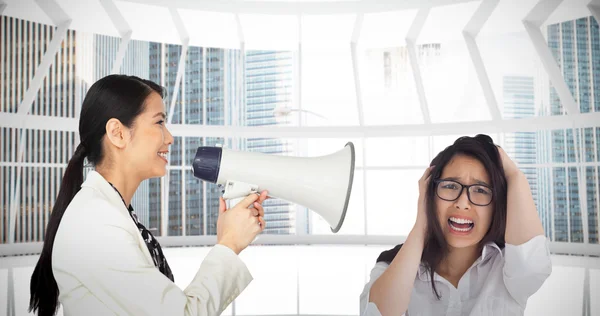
[144,46,297,236]
[244,50,296,234]
[535,107,555,241]
[0,12,299,243]
[546,16,600,244]
[1,16,80,244]
[148,42,180,237]
[146,44,242,236]
[501,76,557,238]
[502,76,538,203]
[90,34,152,228]
[0,13,163,243]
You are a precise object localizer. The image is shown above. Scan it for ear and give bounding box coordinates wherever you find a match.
[105,118,130,149]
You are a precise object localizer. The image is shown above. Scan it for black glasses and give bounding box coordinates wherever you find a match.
[433,179,493,206]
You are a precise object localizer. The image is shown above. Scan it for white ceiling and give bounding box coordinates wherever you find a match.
[1,0,596,49]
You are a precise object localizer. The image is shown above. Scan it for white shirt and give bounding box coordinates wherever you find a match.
[53,171,253,316]
[359,235,552,316]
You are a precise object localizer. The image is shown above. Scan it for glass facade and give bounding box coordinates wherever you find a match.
[0,13,599,245]
[1,5,600,316]
[244,50,297,234]
[546,17,600,244]
[502,75,542,230]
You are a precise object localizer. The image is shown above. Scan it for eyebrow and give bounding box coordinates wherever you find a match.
[443,176,491,187]
[153,112,167,119]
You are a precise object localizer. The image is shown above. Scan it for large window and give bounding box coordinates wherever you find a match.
[1,12,600,244]
[1,3,600,316]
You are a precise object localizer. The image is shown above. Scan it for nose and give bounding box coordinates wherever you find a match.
[454,188,471,210]
[164,126,174,145]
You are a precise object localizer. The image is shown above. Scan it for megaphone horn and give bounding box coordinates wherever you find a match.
[192,143,355,233]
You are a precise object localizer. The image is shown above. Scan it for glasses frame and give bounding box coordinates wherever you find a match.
[433,179,494,207]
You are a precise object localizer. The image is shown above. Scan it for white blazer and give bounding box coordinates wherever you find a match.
[52,171,253,316]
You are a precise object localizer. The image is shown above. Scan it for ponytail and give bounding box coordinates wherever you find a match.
[29,143,87,316]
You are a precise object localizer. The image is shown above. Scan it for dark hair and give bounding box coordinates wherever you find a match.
[422,134,507,299]
[29,75,164,316]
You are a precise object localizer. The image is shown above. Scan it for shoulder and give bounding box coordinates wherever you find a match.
[376,243,404,264]
[55,187,136,250]
[503,235,552,271]
[364,244,403,279]
[66,186,128,224]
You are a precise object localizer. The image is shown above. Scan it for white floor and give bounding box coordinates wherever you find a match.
[1,245,599,316]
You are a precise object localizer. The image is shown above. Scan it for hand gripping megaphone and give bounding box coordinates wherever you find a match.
[191,143,355,233]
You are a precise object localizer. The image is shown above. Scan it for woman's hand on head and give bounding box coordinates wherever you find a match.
[496,146,520,179]
[415,166,434,234]
[216,191,268,255]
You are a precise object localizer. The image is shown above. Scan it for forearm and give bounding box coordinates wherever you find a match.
[504,170,545,245]
[184,244,253,316]
[369,228,425,315]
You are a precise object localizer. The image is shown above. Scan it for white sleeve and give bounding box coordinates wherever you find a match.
[359,262,390,316]
[59,213,252,316]
[503,235,552,308]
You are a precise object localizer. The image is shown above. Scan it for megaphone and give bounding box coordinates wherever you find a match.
[192,143,355,233]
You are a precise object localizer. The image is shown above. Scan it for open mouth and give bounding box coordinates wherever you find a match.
[158,152,168,162]
[448,216,474,233]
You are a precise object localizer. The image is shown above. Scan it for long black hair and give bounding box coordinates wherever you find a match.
[28,75,164,316]
[422,134,507,299]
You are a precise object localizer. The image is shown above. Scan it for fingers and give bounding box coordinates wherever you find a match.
[235,192,261,209]
[426,166,435,180]
[257,216,266,232]
[420,168,429,181]
[496,145,507,156]
[258,190,269,203]
[496,146,511,163]
[240,191,267,216]
[420,165,435,182]
[218,197,226,215]
[254,202,265,217]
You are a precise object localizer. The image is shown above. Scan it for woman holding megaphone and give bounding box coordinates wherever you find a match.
[29,75,268,316]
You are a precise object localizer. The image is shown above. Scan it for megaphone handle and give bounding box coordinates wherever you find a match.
[221,180,260,200]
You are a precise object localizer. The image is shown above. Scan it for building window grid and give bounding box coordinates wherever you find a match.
[1,16,600,246]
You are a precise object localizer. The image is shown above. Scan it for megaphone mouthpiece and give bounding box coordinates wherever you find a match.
[192,146,222,183]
